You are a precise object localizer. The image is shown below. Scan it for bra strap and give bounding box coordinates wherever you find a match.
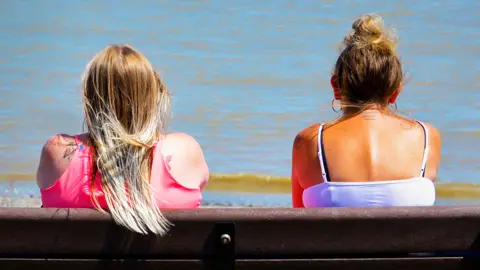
[417,121,429,177]
[317,124,329,182]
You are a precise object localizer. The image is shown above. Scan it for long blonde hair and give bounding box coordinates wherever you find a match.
[82,44,171,235]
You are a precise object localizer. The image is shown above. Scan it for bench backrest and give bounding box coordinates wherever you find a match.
[0,206,480,269]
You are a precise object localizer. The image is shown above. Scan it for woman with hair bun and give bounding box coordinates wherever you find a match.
[291,14,441,208]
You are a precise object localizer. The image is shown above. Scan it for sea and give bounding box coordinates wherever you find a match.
[1,0,480,206]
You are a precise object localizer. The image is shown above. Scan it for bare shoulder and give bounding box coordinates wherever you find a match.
[417,122,442,180]
[44,133,76,150]
[36,134,78,189]
[293,124,320,150]
[160,133,209,189]
[162,132,201,146]
[161,133,205,158]
[417,121,441,152]
[292,124,321,170]
[422,122,441,141]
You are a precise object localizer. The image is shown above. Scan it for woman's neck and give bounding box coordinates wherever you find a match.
[341,103,391,118]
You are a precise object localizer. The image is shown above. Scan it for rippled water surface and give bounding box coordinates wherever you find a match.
[1,0,480,205]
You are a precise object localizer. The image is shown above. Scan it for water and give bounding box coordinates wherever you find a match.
[1,0,480,206]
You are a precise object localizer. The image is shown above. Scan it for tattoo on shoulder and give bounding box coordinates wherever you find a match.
[62,142,78,162]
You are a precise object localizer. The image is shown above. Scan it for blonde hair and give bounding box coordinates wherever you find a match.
[82,44,171,235]
[333,14,402,107]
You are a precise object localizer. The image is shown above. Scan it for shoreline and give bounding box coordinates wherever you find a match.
[2,173,480,205]
[3,194,480,208]
[207,174,480,200]
[0,195,267,208]
[0,197,257,208]
[1,196,42,208]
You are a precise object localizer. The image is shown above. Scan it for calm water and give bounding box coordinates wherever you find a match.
[1,0,480,205]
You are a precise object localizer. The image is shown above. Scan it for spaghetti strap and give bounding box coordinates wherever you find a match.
[417,121,429,177]
[317,124,329,182]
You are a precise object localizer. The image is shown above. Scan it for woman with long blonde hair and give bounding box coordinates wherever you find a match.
[36,44,209,235]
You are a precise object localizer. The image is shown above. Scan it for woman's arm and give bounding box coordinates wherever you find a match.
[291,124,323,208]
[423,123,442,182]
[291,168,305,208]
[160,133,209,189]
[36,134,76,190]
[291,133,305,208]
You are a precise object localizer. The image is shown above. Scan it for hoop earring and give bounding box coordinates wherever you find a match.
[331,99,342,113]
[390,102,398,113]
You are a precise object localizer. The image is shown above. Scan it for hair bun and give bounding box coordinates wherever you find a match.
[344,14,398,54]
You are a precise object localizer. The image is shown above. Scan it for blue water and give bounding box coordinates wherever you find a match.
[0,0,480,205]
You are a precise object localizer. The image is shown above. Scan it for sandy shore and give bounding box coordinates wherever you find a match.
[3,196,480,209]
[0,196,255,208]
[0,197,42,207]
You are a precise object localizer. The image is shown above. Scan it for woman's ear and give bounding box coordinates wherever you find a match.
[388,84,403,104]
[331,76,341,100]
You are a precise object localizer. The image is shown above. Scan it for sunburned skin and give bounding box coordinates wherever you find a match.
[291,14,442,208]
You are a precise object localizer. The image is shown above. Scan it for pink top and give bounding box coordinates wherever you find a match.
[41,136,204,209]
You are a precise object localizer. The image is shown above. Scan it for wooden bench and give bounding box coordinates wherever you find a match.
[1,206,480,269]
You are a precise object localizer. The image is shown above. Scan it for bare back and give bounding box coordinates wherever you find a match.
[291,14,442,208]
[292,111,442,195]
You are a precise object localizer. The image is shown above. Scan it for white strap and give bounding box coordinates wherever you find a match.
[317,124,328,182]
[417,121,429,177]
